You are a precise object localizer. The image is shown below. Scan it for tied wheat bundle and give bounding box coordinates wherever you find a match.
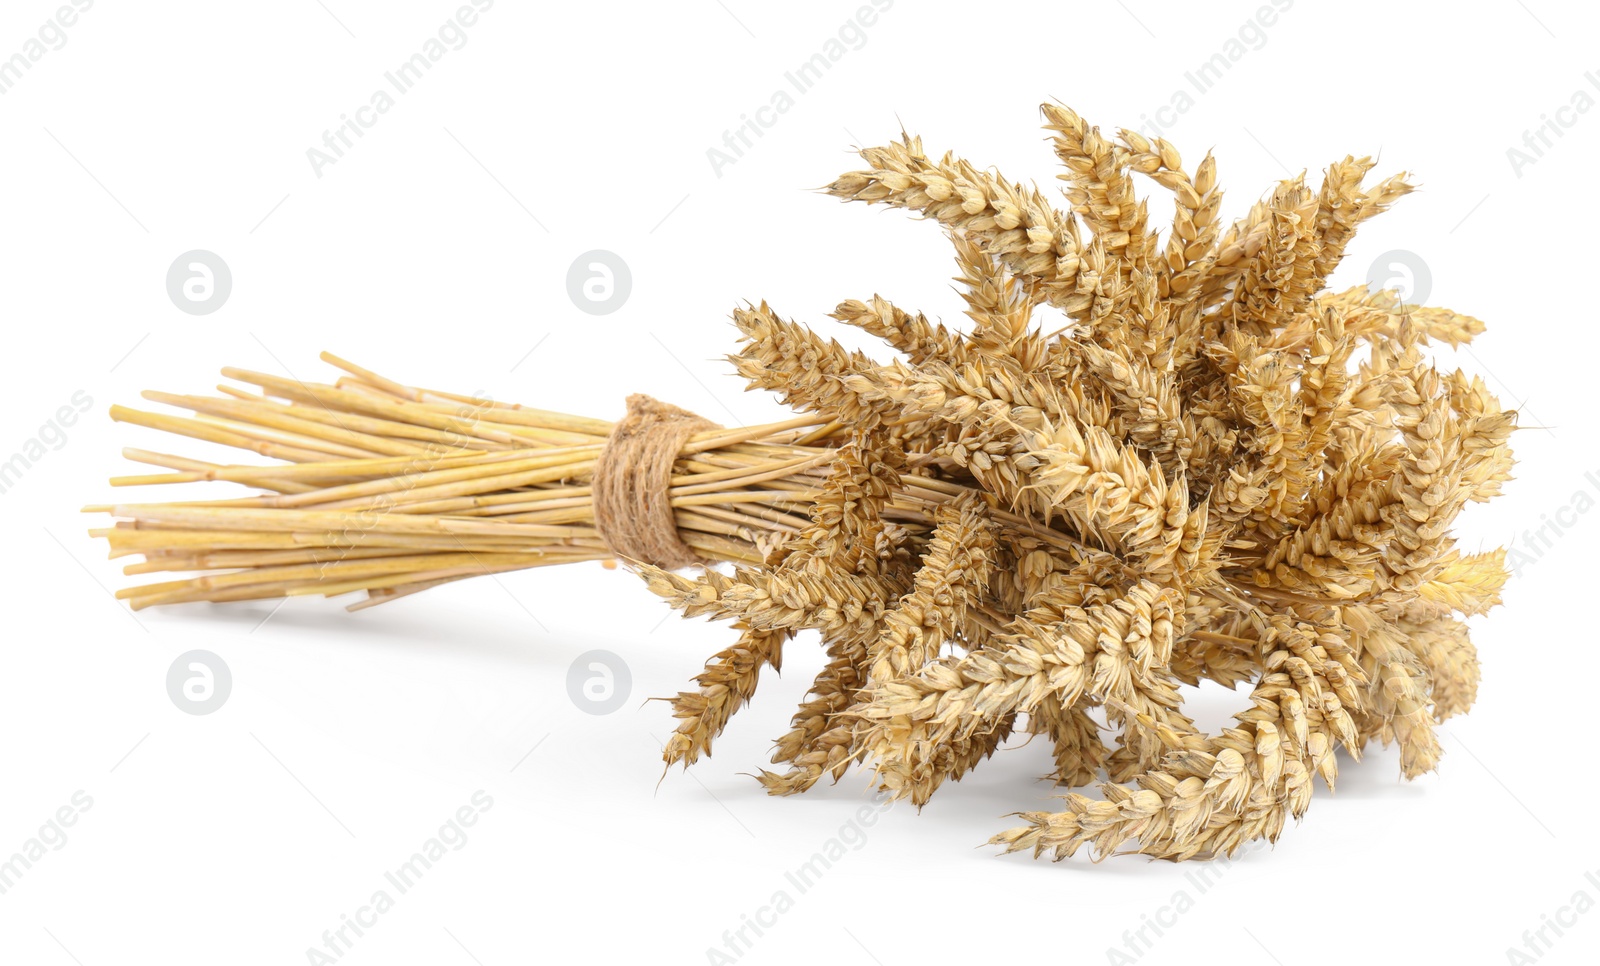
[88,103,1515,862]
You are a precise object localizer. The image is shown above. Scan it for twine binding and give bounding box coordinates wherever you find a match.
[592,394,718,570]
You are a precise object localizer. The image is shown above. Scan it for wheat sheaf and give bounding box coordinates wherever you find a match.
[92,102,1513,861]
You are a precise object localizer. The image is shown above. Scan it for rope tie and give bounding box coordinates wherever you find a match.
[592,394,718,570]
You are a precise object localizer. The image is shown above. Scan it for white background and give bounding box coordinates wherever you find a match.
[1,1,1596,963]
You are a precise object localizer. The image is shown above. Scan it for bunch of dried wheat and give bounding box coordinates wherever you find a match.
[90,102,1514,861]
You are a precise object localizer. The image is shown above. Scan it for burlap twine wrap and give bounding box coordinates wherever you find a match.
[591,394,718,570]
